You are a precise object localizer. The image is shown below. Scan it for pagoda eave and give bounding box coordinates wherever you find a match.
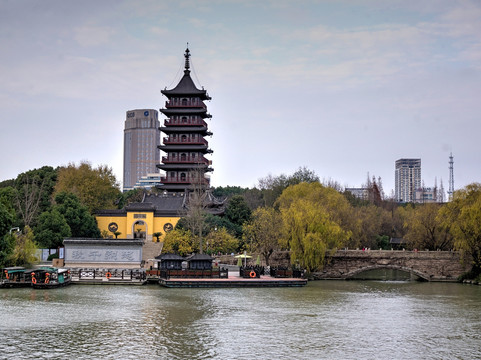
[160,108,211,118]
[157,164,212,171]
[159,144,210,152]
[161,90,211,101]
[160,126,211,135]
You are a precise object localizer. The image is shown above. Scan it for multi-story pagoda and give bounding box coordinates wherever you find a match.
[157,47,213,192]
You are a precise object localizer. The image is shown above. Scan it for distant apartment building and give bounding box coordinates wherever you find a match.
[395,158,421,203]
[133,173,162,190]
[345,188,370,201]
[414,187,437,203]
[123,109,161,192]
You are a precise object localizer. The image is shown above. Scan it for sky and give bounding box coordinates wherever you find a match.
[1,0,480,196]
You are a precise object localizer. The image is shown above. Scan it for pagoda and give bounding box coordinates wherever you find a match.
[157,47,213,192]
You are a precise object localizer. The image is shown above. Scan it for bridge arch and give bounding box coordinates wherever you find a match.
[344,264,431,281]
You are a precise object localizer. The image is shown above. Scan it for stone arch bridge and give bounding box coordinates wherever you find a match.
[313,250,470,282]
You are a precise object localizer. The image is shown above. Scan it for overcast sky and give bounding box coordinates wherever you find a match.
[1,0,480,195]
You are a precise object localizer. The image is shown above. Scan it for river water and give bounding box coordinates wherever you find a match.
[1,281,480,360]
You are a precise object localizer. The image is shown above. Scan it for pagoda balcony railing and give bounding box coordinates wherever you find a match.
[161,177,210,185]
[164,118,207,127]
[165,100,207,109]
[163,137,208,146]
[162,156,209,165]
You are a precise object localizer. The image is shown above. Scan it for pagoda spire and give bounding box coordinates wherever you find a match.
[184,45,191,74]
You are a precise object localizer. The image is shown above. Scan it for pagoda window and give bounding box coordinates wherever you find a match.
[181,135,187,142]
[170,172,176,178]
[181,153,187,161]
[182,98,188,106]
[182,116,187,123]
[180,173,186,181]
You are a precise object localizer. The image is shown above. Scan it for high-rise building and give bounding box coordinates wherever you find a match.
[395,158,421,203]
[157,47,213,192]
[123,109,161,192]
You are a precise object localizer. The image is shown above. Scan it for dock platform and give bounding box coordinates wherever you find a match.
[160,275,307,288]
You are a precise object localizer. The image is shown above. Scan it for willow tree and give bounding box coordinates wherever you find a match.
[440,183,481,275]
[277,182,352,272]
[400,203,453,251]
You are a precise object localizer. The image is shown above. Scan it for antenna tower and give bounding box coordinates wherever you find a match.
[448,153,454,200]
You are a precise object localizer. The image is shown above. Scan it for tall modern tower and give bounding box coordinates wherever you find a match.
[157,47,213,192]
[448,152,454,201]
[395,158,421,203]
[123,109,161,192]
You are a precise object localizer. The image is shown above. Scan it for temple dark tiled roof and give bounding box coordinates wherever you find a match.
[155,253,185,261]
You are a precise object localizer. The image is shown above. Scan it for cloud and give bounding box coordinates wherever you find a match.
[74,26,117,47]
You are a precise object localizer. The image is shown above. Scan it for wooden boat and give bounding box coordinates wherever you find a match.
[1,267,30,288]
[29,267,72,289]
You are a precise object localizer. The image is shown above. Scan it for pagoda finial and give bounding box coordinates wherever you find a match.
[184,44,191,73]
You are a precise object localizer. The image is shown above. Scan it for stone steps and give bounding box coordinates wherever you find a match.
[142,241,163,268]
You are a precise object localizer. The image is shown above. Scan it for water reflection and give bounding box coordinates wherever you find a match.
[1,282,480,359]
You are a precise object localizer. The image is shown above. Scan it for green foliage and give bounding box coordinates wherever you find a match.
[47,252,59,261]
[162,229,197,257]
[117,188,145,209]
[224,195,252,238]
[243,207,282,265]
[54,192,101,238]
[204,228,238,255]
[0,202,15,236]
[399,203,453,251]
[0,233,15,267]
[226,195,252,225]
[212,186,248,198]
[376,235,391,250]
[0,178,15,188]
[35,209,71,248]
[440,183,481,275]
[13,166,58,227]
[277,182,351,272]
[12,226,39,266]
[54,161,121,213]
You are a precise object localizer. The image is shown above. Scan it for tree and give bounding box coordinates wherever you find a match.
[258,167,320,207]
[35,209,71,248]
[401,203,453,251]
[440,183,481,275]
[243,207,282,265]
[225,195,252,238]
[54,161,121,213]
[153,232,163,242]
[277,182,352,272]
[212,186,247,198]
[14,166,57,227]
[54,192,101,238]
[162,229,197,256]
[204,228,238,255]
[0,233,15,267]
[117,188,145,209]
[11,226,39,266]
[0,202,15,237]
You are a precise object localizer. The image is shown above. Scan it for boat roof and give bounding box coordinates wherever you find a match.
[3,267,26,272]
